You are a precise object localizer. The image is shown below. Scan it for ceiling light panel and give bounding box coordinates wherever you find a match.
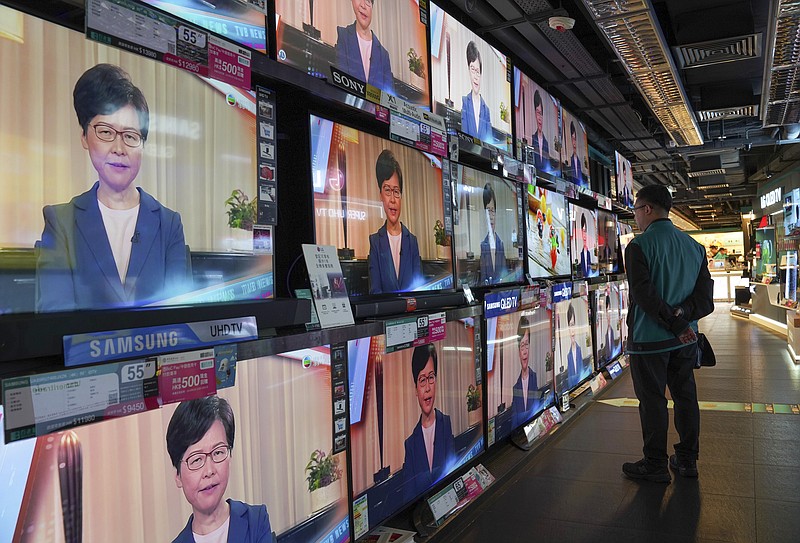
[762,0,800,126]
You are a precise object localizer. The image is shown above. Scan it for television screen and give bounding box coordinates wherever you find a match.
[486,303,554,444]
[785,188,800,237]
[309,115,453,296]
[0,349,350,543]
[553,292,594,394]
[348,318,483,534]
[274,0,431,108]
[593,282,622,369]
[570,205,599,279]
[514,68,561,176]
[141,0,268,53]
[452,165,524,287]
[429,2,512,153]
[0,10,272,316]
[619,280,629,352]
[755,227,776,276]
[526,185,570,279]
[618,222,633,271]
[614,151,633,208]
[560,108,590,189]
[597,210,619,274]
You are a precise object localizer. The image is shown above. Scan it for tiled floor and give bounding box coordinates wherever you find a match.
[430,305,800,543]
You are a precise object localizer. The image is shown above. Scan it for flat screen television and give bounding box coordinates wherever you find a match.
[348,318,483,535]
[619,280,629,352]
[452,165,524,287]
[755,227,777,277]
[618,222,634,271]
[526,185,570,279]
[514,68,561,176]
[560,108,590,189]
[593,282,622,369]
[0,348,350,543]
[309,114,453,297]
[614,151,633,208]
[141,0,268,53]
[570,205,599,279]
[597,210,619,274]
[553,291,594,394]
[785,188,800,237]
[274,0,431,108]
[429,2,512,153]
[0,9,272,318]
[486,300,554,445]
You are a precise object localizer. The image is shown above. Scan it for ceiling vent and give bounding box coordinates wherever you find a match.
[761,0,800,127]
[696,105,759,122]
[687,169,726,178]
[674,34,762,69]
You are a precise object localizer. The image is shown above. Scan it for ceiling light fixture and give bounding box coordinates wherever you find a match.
[697,183,730,190]
[687,169,727,178]
[580,0,704,146]
[761,0,800,127]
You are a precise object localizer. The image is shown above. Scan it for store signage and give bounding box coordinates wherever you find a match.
[484,289,520,318]
[384,312,446,353]
[63,317,258,367]
[760,187,782,210]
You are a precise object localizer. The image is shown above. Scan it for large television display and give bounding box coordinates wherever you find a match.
[514,68,561,176]
[0,349,350,543]
[429,2,512,153]
[553,292,594,394]
[593,282,622,369]
[348,319,483,534]
[486,302,554,445]
[560,108,590,189]
[526,185,570,279]
[274,0,430,108]
[570,205,599,279]
[452,165,524,287]
[614,151,633,208]
[0,10,271,316]
[309,115,453,296]
[141,0,268,53]
[597,209,619,274]
[619,280,630,350]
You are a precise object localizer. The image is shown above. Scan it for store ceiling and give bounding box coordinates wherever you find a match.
[447,0,800,229]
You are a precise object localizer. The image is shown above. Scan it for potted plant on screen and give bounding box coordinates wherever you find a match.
[305,449,343,512]
[407,47,426,89]
[466,384,481,427]
[225,189,256,251]
[434,219,451,260]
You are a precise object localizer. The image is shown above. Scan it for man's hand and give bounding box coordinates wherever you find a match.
[677,327,697,344]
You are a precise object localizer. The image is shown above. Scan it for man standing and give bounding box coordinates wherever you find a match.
[623,185,714,483]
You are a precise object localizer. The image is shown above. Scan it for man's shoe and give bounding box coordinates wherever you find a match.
[669,454,698,477]
[622,459,671,483]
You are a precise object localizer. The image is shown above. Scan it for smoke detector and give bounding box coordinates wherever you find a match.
[549,16,575,32]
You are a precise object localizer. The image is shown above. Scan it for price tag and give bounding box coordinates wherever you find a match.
[158,349,217,405]
[208,35,251,88]
[384,312,446,353]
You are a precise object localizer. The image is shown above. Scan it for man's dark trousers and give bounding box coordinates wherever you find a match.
[630,342,700,467]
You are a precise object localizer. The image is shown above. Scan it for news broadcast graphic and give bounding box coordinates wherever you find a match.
[560,108,590,189]
[429,2,512,153]
[514,68,561,176]
[309,114,454,297]
[274,0,431,108]
[526,185,570,279]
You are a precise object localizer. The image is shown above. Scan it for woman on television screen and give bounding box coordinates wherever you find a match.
[368,149,422,294]
[335,0,394,94]
[35,64,188,312]
[402,344,455,501]
[460,41,491,141]
[167,395,272,543]
[479,182,506,285]
[511,315,538,427]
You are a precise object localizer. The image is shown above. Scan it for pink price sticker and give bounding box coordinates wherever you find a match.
[162,53,208,77]
[159,359,216,405]
[412,313,446,348]
[375,105,390,123]
[208,41,250,88]
[430,130,447,156]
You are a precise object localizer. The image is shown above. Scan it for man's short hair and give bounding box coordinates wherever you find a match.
[483,182,496,209]
[567,302,575,325]
[73,64,150,140]
[636,184,672,213]
[517,315,531,347]
[376,149,403,192]
[411,344,437,383]
[533,89,542,111]
[466,41,482,71]
[166,395,235,473]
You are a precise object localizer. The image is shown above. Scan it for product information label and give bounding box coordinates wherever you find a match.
[2,360,159,443]
[352,494,369,539]
[157,349,216,405]
[385,312,446,353]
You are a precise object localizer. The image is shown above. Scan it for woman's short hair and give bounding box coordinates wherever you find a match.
[533,89,542,111]
[466,41,482,71]
[166,395,235,473]
[73,64,150,140]
[517,315,531,347]
[482,182,496,209]
[411,343,437,384]
[375,149,403,192]
[567,302,575,325]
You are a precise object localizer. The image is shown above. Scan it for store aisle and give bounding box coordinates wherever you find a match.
[430,305,800,543]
